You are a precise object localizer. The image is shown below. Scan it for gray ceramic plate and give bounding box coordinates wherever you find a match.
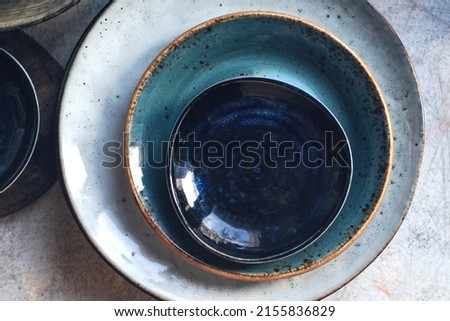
[58,0,423,300]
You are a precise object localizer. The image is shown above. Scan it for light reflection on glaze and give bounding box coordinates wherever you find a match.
[200,210,261,248]
[62,142,88,194]
[129,143,144,193]
[175,164,200,208]
[96,213,169,284]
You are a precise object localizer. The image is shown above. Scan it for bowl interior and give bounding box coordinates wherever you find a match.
[168,77,352,263]
[0,49,39,193]
[125,12,392,279]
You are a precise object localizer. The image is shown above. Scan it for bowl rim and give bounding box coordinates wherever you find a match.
[124,10,394,281]
[0,48,40,194]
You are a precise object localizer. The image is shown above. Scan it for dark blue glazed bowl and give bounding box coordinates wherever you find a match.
[125,12,393,279]
[168,78,352,262]
[0,49,39,193]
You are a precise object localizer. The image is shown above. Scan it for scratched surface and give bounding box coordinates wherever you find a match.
[0,0,448,300]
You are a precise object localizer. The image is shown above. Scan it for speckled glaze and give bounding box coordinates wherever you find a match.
[0,49,39,193]
[168,78,353,263]
[125,12,392,279]
[58,0,423,300]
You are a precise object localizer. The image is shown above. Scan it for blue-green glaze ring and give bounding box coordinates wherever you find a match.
[125,12,393,280]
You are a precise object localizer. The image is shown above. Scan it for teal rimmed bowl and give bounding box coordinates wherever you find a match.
[124,11,393,280]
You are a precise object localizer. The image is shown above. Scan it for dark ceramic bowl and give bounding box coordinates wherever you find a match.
[125,12,393,279]
[167,77,352,263]
[0,49,39,193]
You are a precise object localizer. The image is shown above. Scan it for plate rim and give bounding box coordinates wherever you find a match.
[56,0,424,300]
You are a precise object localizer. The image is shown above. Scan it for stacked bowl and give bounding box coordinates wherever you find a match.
[124,12,393,280]
[58,0,423,300]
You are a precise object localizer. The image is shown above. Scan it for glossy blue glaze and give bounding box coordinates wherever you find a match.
[126,13,392,277]
[0,49,39,193]
[168,78,352,262]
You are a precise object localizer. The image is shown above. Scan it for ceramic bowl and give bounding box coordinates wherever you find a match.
[167,77,352,263]
[0,48,39,193]
[125,12,393,279]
